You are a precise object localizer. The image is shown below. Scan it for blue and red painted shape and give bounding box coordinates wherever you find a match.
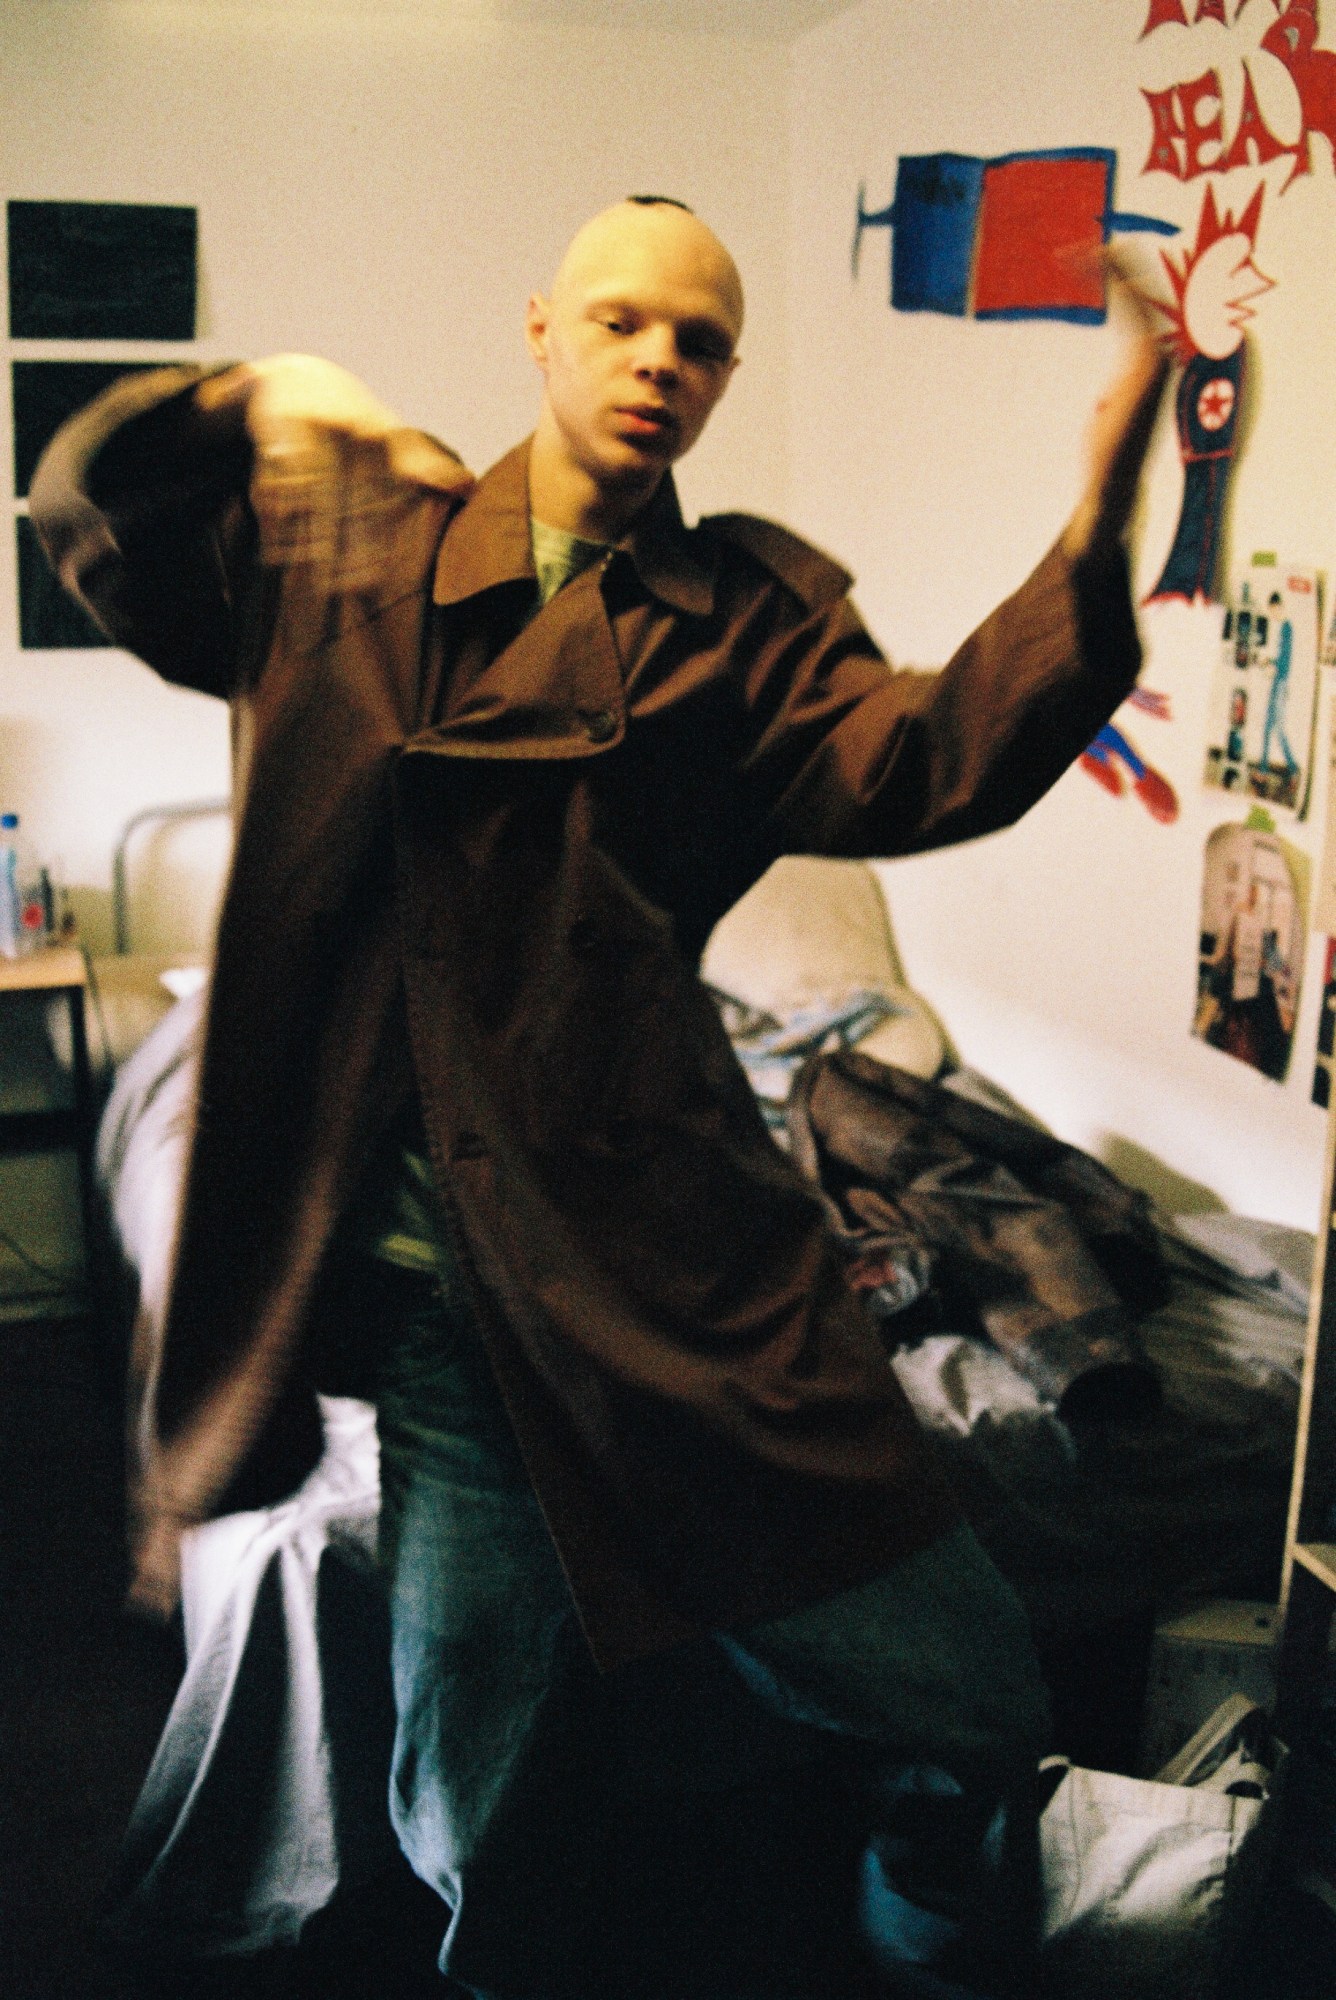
[854,148,1176,322]
[1080,689,1179,822]
[1149,346,1245,601]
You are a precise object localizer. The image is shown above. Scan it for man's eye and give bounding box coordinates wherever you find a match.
[681,334,731,365]
[600,317,632,334]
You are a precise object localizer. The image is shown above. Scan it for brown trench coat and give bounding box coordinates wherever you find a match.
[33,367,1143,1668]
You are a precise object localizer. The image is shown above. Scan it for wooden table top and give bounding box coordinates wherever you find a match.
[0,944,87,993]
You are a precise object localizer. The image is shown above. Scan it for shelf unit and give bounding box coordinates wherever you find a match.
[0,944,95,1318]
[1275,1092,1336,1738]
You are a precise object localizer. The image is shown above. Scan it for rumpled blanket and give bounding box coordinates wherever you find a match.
[710,986,908,1132]
[788,1049,1166,1421]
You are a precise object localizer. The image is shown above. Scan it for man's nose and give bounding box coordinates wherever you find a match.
[633,328,679,381]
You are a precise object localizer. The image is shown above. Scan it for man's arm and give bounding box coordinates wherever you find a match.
[733,267,1170,861]
[1059,261,1171,567]
[30,357,473,693]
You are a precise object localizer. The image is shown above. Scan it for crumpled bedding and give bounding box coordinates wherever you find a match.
[788,1048,1167,1421]
[100,1396,391,1956]
[93,986,1307,1954]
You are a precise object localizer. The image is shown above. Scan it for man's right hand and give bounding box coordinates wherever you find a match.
[196,354,474,587]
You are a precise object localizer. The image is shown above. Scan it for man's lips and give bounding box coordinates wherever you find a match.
[614,405,678,441]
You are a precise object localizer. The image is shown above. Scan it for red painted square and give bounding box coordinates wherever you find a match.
[973,156,1109,316]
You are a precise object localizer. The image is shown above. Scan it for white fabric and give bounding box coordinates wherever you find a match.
[892,1214,1305,1644]
[104,1397,390,1956]
[96,985,204,1331]
[1039,1709,1283,2000]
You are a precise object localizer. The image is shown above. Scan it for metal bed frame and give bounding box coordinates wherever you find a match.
[110,798,230,955]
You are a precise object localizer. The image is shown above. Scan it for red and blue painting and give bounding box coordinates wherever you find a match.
[854,147,1175,322]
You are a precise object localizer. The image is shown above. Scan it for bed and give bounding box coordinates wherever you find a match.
[86,851,1310,1958]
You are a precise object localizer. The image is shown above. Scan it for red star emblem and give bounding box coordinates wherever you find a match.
[1197,377,1236,432]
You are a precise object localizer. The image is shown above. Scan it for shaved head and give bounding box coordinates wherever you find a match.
[526,199,744,539]
[549,200,745,344]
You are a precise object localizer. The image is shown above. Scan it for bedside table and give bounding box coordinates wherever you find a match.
[0,945,96,1315]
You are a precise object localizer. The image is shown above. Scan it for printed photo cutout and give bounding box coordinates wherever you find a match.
[1312,938,1336,1108]
[1204,561,1319,814]
[1316,702,1336,936]
[1194,820,1308,1082]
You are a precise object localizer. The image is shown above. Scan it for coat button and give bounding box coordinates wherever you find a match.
[451,1131,488,1161]
[583,707,618,744]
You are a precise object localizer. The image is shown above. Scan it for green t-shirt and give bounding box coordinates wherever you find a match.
[357,516,609,1272]
[530,516,607,605]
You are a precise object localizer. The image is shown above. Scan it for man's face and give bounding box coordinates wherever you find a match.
[526,206,742,500]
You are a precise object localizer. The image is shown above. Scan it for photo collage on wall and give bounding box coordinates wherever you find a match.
[1195,554,1323,1092]
[1194,819,1308,1085]
[1204,561,1320,815]
[1308,695,1336,1102]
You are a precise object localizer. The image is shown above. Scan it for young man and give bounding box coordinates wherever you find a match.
[33,197,1167,1997]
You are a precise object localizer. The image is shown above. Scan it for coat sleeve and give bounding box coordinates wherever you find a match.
[28,365,261,699]
[716,521,1143,860]
[29,366,471,704]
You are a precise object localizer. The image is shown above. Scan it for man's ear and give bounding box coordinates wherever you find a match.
[525,293,551,370]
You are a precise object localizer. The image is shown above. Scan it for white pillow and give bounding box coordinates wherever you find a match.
[702,857,948,1080]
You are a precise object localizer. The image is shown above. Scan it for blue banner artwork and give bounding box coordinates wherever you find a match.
[854,149,1176,323]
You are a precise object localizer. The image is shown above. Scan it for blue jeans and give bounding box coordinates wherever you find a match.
[371,1256,1049,1999]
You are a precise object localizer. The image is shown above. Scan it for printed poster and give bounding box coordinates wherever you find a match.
[1312,940,1336,1109]
[1203,561,1320,815]
[1316,700,1336,939]
[1193,821,1308,1083]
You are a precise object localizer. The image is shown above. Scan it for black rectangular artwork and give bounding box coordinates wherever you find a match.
[8,201,196,340]
[12,361,156,497]
[16,516,110,650]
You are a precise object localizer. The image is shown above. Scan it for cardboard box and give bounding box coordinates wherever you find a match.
[1138,1601,1283,1777]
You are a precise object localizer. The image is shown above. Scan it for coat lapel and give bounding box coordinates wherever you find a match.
[418,440,716,760]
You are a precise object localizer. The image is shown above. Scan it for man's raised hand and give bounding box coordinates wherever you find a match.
[1061,255,1171,564]
[196,354,474,590]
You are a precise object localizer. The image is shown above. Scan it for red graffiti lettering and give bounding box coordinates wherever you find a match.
[1144,83,1189,175]
[1262,0,1336,180]
[1220,60,1294,164]
[1179,69,1228,170]
[1144,71,1227,177]
[1139,0,1276,27]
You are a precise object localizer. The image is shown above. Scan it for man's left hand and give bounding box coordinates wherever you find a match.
[1061,255,1171,563]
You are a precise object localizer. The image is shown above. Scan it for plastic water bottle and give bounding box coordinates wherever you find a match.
[0,813,44,958]
[0,814,22,959]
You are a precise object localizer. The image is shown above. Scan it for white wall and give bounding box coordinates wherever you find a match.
[5,0,1335,1252]
[788,0,1336,1227]
[1,0,792,949]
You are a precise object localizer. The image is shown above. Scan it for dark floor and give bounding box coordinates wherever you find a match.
[4,1313,1335,1999]
[0,1311,469,2000]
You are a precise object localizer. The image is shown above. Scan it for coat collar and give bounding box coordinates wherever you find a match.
[432,437,717,618]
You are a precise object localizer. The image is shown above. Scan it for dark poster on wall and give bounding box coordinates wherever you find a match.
[15,517,109,650]
[11,361,156,496]
[7,201,196,340]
